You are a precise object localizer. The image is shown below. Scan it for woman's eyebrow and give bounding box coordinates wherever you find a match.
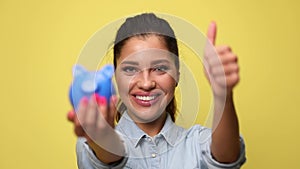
[121,61,139,65]
[151,59,171,65]
[121,59,171,66]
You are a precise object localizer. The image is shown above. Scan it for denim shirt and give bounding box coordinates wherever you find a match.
[76,112,246,169]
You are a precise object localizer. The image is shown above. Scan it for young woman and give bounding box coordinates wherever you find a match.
[68,13,246,169]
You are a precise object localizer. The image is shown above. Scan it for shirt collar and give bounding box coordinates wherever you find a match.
[116,112,147,147]
[116,111,184,147]
[157,113,184,146]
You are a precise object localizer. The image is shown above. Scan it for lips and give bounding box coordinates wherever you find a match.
[131,92,161,107]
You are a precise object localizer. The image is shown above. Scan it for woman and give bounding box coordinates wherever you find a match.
[68,13,246,169]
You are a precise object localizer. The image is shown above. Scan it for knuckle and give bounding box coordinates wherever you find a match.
[219,45,232,52]
[231,73,239,82]
[231,54,238,62]
[225,45,232,51]
[231,64,239,71]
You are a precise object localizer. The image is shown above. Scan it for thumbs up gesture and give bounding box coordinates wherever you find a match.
[204,22,239,98]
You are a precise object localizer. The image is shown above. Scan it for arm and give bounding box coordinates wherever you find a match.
[68,95,126,164]
[211,92,240,163]
[204,22,241,163]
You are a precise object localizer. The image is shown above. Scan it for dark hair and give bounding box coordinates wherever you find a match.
[114,13,179,122]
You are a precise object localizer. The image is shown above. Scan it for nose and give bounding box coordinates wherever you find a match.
[136,69,156,90]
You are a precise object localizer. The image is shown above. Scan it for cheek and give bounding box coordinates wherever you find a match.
[157,75,177,94]
[116,75,126,93]
[116,73,133,96]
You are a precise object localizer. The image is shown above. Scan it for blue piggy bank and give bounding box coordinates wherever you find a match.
[69,64,115,110]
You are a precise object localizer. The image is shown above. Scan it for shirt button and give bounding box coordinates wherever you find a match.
[151,153,156,158]
[147,138,152,142]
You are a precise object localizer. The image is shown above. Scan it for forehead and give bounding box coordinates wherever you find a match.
[118,35,169,63]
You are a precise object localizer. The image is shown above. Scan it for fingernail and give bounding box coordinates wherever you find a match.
[94,93,100,102]
[100,96,107,105]
[95,94,106,105]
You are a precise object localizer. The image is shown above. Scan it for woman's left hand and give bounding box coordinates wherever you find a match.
[204,22,241,163]
[204,22,239,98]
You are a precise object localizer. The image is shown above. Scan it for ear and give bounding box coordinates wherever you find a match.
[98,64,115,78]
[72,64,86,77]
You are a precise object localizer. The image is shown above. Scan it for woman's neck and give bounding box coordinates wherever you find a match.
[130,112,167,137]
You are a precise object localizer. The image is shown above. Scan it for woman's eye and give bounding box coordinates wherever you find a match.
[153,65,169,72]
[122,66,139,74]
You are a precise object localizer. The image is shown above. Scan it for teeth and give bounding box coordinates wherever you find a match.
[136,95,156,101]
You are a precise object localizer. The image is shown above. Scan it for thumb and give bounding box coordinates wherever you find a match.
[207,21,217,46]
[203,21,218,86]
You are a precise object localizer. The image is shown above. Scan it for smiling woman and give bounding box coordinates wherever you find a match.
[116,46,179,123]
[67,13,246,168]
[115,37,179,125]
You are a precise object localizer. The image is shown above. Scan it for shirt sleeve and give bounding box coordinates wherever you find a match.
[199,128,246,169]
[76,137,128,169]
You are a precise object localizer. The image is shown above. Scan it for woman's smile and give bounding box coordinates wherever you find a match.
[131,91,161,107]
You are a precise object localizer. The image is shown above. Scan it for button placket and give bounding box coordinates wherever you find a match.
[147,137,152,142]
[151,153,157,158]
[150,137,159,168]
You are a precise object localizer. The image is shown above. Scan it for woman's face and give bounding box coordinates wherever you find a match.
[115,35,179,123]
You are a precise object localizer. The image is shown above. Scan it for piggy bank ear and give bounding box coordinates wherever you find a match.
[101,64,115,78]
[73,64,86,77]
[96,64,114,81]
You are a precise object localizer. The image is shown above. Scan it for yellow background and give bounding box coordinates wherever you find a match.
[1,0,299,168]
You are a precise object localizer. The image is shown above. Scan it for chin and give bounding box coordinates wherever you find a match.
[127,105,167,123]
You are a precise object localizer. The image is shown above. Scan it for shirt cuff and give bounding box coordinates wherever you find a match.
[76,137,128,169]
[201,136,246,169]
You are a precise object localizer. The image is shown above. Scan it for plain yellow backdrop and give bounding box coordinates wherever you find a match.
[1,0,299,168]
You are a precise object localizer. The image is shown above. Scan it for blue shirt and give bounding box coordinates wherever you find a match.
[76,112,246,169]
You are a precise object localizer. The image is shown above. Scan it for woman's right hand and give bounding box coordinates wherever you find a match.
[67,94,125,164]
[67,94,117,140]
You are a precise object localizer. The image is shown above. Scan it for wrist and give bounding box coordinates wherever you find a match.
[213,90,233,101]
[87,140,124,164]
